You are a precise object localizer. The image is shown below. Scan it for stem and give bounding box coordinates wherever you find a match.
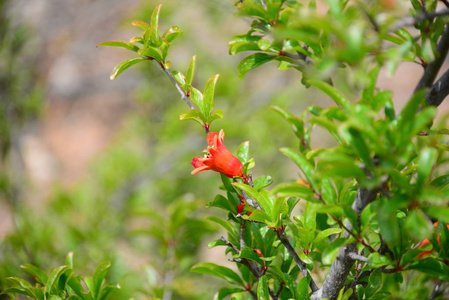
[276,230,319,292]
[240,222,246,249]
[157,61,195,109]
[390,8,449,32]
[428,280,444,300]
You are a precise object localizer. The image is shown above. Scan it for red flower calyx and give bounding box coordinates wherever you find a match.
[191,129,244,179]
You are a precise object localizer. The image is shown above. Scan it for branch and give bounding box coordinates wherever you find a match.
[241,190,264,210]
[276,230,319,292]
[390,8,449,32]
[425,67,449,106]
[157,61,195,110]
[428,280,444,300]
[220,235,240,253]
[348,252,368,262]
[312,188,377,300]
[415,24,449,94]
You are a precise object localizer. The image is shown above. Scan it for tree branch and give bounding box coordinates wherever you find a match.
[276,229,319,292]
[390,8,449,33]
[415,24,449,93]
[312,188,377,300]
[348,252,368,262]
[428,280,444,300]
[425,67,449,106]
[220,235,240,253]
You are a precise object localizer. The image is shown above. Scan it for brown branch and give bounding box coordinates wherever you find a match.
[312,188,378,300]
[220,236,240,253]
[276,229,319,292]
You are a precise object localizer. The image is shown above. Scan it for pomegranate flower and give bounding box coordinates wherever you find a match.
[191,129,243,178]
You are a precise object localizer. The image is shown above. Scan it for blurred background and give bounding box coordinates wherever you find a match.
[0,0,444,299]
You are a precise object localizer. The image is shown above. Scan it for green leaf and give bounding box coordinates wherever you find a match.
[207,110,224,126]
[404,209,432,241]
[185,55,197,85]
[110,57,147,80]
[96,41,139,52]
[424,206,449,223]
[99,284,120,300]
[138,46,163,62]
[217,287,245,300]
[206,216,237,235]
[179,109,206,126]
[93,261,111,300]
[416,148,437,190]
[313,228,342,245]
[237,0,271,21]
[20,264,48,285]
[207,194,238,214]
[271,106,305,141]
[271,182,318,202]
[242,158,256,176]
[237,247,264,265]
[367,253,393,268]
[297,276,311,300]
[66,252,74,269]
[254,176,273,191]
[238,53,276,79]
[191,262,244,286]
[280,148,318,191]
[406,258,449,281]
[257,275,269,300]
[307,80,351,111]
[341,127,372,168]
[150,4,162,44]
[131,20,151,31]
[162,25,183,43]
[190,87,204,112]
[45,266,70,295]
[245,210,271,224]
[365,269,382,298]
[233,183,272,216]
[237,141,250,163]
[202,74,219,116]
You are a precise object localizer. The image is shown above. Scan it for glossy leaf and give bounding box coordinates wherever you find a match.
[110,57,147,80]
[257,275,269,300]
[307,80,351,111]
[191,262,244,286]
[237,141,250,163]
[202,74,219,116]
[96,41,139,52]
[238,53,275,78]
[20,264,48,285]
[185,55,197,85]
[280,148,318,191]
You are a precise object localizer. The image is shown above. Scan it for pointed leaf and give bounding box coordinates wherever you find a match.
[186,55,197,85]
[238,53,275,79]
[307,80,351,111]
[20,264,48,285]
[110,57,147,80]
[97,41,139,52]
[203,74,219,116]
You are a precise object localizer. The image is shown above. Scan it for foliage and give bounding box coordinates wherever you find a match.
[2,0,449,300]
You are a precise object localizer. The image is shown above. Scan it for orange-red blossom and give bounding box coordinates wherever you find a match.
[191,129,244,179]
[418,222,449,258]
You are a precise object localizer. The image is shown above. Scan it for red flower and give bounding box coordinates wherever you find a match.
[418,222,449,258]
[191,129,243,178]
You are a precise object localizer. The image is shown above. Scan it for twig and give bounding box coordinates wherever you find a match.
[220,236,240,253]
[241,190,263,210]
[276,229,319,292]
[348,252,368,262]
[157,61,195,109]
[268,287,279,300]
[240,222,246,249]
[390,8,449,32]
[428,280,444,300]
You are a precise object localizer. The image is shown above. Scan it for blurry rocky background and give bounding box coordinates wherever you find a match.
[1,0,448,299]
